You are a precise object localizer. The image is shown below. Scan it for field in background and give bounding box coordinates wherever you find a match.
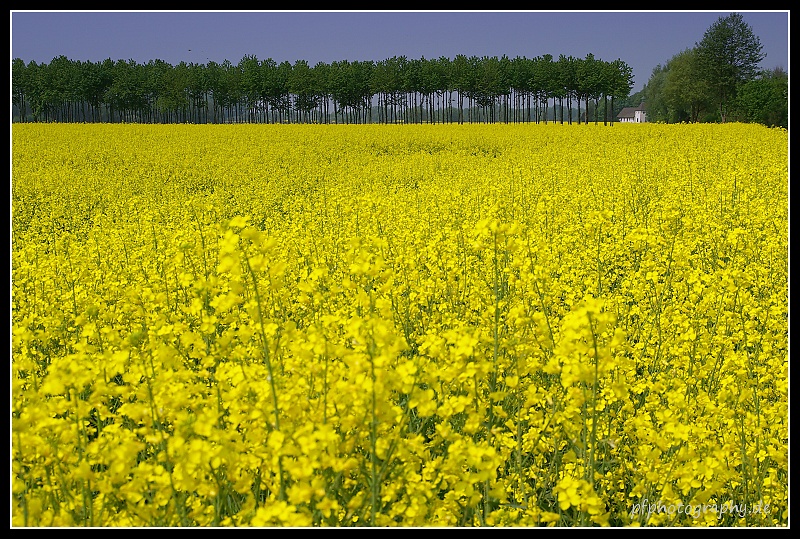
[11,123,788,527]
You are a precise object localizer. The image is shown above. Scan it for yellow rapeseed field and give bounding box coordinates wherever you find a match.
[11,122,788,527]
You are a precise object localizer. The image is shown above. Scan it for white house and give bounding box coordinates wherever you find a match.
[617,103,647,123]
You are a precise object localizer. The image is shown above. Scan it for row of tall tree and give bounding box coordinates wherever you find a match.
[12,53,635,125]
[642,13,787,128]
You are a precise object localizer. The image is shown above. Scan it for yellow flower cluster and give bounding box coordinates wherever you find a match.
[11,122,788,527]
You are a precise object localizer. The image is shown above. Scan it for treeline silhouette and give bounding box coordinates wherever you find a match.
[12,53,635,125]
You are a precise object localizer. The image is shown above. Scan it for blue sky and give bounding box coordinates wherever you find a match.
[10,10,790,94]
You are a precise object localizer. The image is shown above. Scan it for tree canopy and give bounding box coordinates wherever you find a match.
[695,12,766,123]
[643,12,783,127]
[12,53,635,125]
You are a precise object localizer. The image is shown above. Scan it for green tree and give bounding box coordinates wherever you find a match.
[12,58,30,121]
[145,59,170,123]
[204,61,223,123]
[458,55,482,123]
[289,59,317,123]
[330,60,373,124]
[371,58,392,123]
[497,54,513,123]
[578,54,604,124]
[695,12,765,123]
[607,59,634,125]
[731,67,788,128]
[217,59,241,123]
[166,61,191,123]
[311,61,332,123]
[105,59,148,123]
[663,48,712,123]
[83,59,113,122]
[435,56,452,124]
[534,54,558,123]
[475,56,505,123]
[14,52,649,126]
[555,54,571,124]
[643,64,670,123]
[186,62,209,124]
[237,55,261,123]
[402,57,423,123]
[509,56,534,123]
[417,56,438,123]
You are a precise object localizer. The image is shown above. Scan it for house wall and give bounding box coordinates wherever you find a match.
[619,111,647,123]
